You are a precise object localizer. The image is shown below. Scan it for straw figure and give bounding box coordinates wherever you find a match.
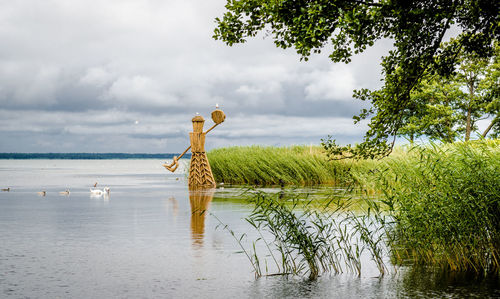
[163,105,226,188]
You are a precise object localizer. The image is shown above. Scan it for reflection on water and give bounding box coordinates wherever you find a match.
[0,159,498,298]
[164,196,179,218]
[396,267,500,298]
[189,187,214,249]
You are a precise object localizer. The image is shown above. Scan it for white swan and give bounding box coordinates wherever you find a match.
[90,187,110,197]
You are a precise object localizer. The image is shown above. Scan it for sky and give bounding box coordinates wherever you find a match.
[0,0,393,153]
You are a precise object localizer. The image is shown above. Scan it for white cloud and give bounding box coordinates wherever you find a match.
[0,0,390,152]
[304,65,356,101]
[79,67,114,87]
[218,114,367,139]
[236,85,263,95]
[103,75,178,107]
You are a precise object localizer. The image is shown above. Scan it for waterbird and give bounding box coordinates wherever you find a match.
[90,187,110,196]
[59,189,70,196]
[93,182,98,188]
[37,190,46,196]
[1,187,10,192]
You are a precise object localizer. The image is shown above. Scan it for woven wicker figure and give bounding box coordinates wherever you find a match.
[188,115,215,187]
[163,106,225,188]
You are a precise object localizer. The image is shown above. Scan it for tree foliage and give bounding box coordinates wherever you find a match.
[214,0,499,158]
[397,42,499,142]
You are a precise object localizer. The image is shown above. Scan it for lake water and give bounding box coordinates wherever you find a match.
[1,159,499,298]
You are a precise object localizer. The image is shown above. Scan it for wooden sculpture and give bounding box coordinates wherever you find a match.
[163,105,226,187]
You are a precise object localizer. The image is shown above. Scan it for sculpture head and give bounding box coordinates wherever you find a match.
[192,114,205,133]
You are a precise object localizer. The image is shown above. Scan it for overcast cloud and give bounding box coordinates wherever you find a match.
[0,0,391,153]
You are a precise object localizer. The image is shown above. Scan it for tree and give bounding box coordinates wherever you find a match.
[397,42,499,142]
[397,77,460,143]
[455,48,491,140]
[480,43,500,138]
[213,0,499,158]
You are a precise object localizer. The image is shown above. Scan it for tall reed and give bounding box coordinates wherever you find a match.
[374,141,500,275]
[208,145,377,186]
[235,189,387,280]
[212,140,500,277]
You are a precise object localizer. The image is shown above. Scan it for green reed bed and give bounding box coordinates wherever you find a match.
[208,145,376,186]
[372,140,500,275]
[210,141,500,277]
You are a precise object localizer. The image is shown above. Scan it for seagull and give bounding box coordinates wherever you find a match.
[215,103,219,109]
[37,190,46,196]
[59,190,70,196]
[1,187,10,192]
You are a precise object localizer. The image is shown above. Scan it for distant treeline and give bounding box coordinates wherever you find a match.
[0,153,191,160]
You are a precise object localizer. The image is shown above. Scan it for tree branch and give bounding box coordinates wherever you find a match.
[482,116,499,137]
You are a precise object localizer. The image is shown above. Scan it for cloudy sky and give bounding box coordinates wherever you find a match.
[0,0,392,153]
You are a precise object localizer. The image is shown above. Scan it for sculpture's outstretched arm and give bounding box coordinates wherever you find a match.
[204,123,219,134]
[162,145,191,172]
[163,157,179,172]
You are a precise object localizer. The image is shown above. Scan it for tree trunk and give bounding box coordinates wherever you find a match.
[465,82,474,141]
[465,106,472,141]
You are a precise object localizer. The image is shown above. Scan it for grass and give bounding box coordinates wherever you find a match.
[209,140,500,277]
[219,189,387,280]
[373,140,500,275]
[208,145,378,186]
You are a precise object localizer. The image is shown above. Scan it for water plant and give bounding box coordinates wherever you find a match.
[208,145,378,186]
[212,212,263,278]
[213,140,500,278]
[226,189,388,280]
[376,141,500,275]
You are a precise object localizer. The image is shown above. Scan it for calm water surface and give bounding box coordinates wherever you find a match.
[1,160,499,298]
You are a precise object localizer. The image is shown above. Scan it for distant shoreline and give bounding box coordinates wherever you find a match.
[0,153,191,160]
